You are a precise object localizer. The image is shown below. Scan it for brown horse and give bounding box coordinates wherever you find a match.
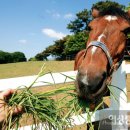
[74,7,130,107]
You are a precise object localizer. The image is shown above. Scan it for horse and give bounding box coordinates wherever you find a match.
[74,7,130,109]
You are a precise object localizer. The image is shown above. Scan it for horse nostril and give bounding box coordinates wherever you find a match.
[102,71,107,79]
[103,71,106,76]
[89,71,107,93]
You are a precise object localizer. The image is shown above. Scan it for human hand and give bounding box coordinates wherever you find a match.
[0,89,22,123]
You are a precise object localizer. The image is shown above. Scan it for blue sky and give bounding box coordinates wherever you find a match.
[0,0,130,59]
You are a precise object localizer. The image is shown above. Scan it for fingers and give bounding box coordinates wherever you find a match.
[0,105,23,122]
[0,89,22,122]
[13,106,23,114]
[0,89,15,108]
[2,89,15,99]
[8,105,23,115]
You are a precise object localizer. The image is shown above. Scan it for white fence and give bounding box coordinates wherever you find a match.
[0,71,77,91]
[0,61,130,130]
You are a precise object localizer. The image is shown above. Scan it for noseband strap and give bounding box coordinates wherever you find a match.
[84,41,124,74]
[86,41,113,67]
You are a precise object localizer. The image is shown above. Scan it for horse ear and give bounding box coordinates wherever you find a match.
[120,12,130,31]
[119,10,130,31]
[91,8,100,18]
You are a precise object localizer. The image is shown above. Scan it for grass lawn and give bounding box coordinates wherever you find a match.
[0,61,74,79]
[1,60,129,79]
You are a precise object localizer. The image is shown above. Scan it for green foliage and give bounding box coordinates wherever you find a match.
[64,32,88,55]
[67,9,91,33]
[92,0,125,12]
[28,57,37,61]
[0,51,27,64]
[0,51,13,64]
[35,53,46,61]
[125,3,130,11]
[11,52,27,62]
[50,38,66,56]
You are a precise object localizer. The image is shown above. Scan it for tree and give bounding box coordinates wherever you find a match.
[92,0,125,12]
[35,53,44,61]
[0,51,26,64]
[0,51,7,64]
[12,52,27,62]
[0,51,13,64]
[28,57,37,61]
[67,9,91,33]
[48,37,68,59]
[5,52,13,63]
[64,32,88,55]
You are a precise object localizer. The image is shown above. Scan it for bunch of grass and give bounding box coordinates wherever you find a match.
[4,86,75,130]
[1,65,103,130]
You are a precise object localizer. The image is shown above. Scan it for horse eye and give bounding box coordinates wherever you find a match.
[88,26,92,31]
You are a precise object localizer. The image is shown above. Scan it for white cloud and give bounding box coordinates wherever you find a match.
[18,39,27,44]
[42,28,66,39]
[64,13,74,19]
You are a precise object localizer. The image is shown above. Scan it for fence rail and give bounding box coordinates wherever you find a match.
[1,61,130,130]
[0,71,77,91]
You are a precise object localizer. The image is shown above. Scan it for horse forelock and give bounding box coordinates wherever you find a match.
[99,7,130,22]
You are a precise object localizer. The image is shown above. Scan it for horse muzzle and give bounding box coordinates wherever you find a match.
[75,70,107,102]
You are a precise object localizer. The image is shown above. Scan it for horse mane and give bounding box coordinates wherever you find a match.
[99,6,130,22]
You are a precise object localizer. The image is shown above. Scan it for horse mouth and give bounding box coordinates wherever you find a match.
[91,78,107,99]
[75,77,108,104]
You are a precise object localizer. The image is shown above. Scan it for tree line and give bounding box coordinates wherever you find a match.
[34,1,130,61]
[0,51,26,64]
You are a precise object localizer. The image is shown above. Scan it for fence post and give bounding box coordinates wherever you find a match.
[110,61,128,130]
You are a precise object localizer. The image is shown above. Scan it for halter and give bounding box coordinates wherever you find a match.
[80,41,124,103]
[84,41,124,75]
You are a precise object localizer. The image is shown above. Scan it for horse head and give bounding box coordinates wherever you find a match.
[75,7,130,105]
